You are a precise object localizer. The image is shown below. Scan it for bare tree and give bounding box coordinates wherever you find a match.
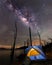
[10,21,17,63]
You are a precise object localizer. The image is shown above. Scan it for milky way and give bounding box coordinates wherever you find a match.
[5,0,40,31]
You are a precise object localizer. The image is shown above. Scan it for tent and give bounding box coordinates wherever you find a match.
[25,46,46,60]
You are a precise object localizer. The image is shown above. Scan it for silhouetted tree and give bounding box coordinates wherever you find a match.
[10,21,17,63]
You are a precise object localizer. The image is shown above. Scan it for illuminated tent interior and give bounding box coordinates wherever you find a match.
[25,46,46,60]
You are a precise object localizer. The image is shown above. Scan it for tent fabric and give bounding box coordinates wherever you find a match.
[25,46,46,60]
[27,48,40,56]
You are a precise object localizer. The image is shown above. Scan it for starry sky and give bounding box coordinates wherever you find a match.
[0,0,52,47]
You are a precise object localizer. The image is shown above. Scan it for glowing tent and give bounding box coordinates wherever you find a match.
[25,46,46,60]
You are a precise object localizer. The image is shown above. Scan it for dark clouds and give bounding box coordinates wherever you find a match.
[0,0,52,46]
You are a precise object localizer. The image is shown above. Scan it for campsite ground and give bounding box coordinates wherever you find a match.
[0,49,52,65]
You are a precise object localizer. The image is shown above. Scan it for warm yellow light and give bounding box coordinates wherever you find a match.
[27,48,39,57]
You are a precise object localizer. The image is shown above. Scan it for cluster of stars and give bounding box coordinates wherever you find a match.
[5,0,40,33]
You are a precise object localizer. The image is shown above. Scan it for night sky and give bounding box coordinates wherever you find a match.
[0,0,52,47]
